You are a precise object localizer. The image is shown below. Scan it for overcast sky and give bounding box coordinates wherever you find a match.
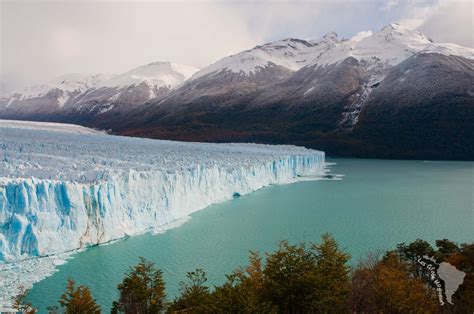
[1,0,472,93]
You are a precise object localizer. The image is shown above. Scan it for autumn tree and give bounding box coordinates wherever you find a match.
[310,233,351,311]
[58,279,101,314]
[375,252,439,312]
[262,234,350,313]
[348,251,381,312]
[168,269,212,313]
[397,238,435,262]
[349,251,439,313]
[169,234,349,313]
[112,257,166,314]
[12,285,37,314]
[10,236,474,313]
[397,238,435,278]
[435,239,459,260]
[210,252,276,313]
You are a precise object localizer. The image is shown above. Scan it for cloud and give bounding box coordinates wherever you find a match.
[0,1,262,92]
[416,0,473,47]
[394,0,473,47]
[382,0,400,11]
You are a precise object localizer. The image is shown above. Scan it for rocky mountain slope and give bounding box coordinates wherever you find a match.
[1,24,473,160]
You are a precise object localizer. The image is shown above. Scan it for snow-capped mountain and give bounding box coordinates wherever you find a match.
[0,61,199,119]
[18,73,115,99]
[62,62,199,118]
[99,61,199,89]
[165,23,472,112]
[1,23,473,160]
[190,34,340,80]
[308,23,473,67]
[0,73,115,112]
[188,23,472,83]
[114,24,473,160]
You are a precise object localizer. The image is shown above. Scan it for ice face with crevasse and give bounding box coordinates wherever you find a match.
[0,120,325,263]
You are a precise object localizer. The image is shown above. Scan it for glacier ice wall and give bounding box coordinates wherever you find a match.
[0,122,325,262]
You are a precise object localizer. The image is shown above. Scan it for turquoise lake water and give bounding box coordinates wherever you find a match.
[28,158,473,311]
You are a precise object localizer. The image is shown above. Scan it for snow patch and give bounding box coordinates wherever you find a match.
[338,74,384,129]
[420,43,474,59]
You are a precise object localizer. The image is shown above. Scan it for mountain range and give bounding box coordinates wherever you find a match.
[1,23,473,160]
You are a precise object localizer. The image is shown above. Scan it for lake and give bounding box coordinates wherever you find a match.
[28,158,473,311]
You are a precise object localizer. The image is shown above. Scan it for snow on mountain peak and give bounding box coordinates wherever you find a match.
[190,22,461,81]
[419,43,474,59]
[307,23,473,68]
[2,62,199,110]
[376,23,433,45]
[99,62,199,89]
[383,22,402,31]
[190,23,472,83]
[190,36,341,81]
[14,73,115,105]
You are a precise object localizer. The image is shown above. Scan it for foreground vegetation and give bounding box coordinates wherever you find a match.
[15,234,473,313]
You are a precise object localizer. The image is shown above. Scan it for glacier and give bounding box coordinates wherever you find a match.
[0,120,325,264]
[0,120,325,309]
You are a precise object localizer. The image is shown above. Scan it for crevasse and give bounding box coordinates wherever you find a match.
[0,122,325,263]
